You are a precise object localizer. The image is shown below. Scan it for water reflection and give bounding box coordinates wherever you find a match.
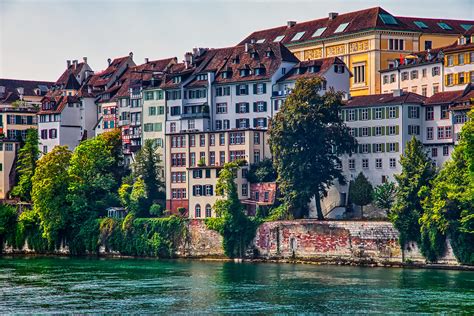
[0,257,473,314]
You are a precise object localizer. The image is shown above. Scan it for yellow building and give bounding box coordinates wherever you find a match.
[443,34,474,91]
[239,7,473,96]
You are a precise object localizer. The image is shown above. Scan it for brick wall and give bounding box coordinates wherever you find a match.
[253,220,458,265]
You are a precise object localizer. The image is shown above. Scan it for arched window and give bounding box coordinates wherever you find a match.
[195,204,201,218]
[205,204,212,218]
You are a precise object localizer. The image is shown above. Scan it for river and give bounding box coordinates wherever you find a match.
[0,256,473,314]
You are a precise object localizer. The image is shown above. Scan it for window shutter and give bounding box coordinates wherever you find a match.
[210,185,214,196]
[358,109,362,120]
[385,126,389,135]
[466,71,471,83]
[235,119,239,128]
[354,128,358,137]
[235,103,239,113]
[382,143,386,152]
[263,83,267,93]
[358,127,363,136]
[263,102,267,111]
[368,144,372,153]
[453,73,458,84]
[341,110,346,121]
[236,85,240,96]
[395,107,399,118]
[192,186,196,196]
[381,126,385,136]
[246,103,249,113]
[253,118,257,127]
[368,109,372,120]
[395,142,400,152]
[395,125,400,135]
[263,118,268,127]
[372,144,376,152]
[382,108,386,119]
[368,127,372,136]
[371,108,375,119]
[253,102,257,112]
[253,84,257,94]
[246,119,250,128]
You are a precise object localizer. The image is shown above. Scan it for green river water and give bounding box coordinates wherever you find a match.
[0,256,473,314]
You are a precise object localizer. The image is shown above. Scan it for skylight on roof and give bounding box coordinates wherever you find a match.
[334,23,349,33]
[414,21,428,29]
[379,14,398,25]
[461,24,473,31]
[273,35,285,42]
[256,39,266,44]
[291,31,306,41]
[437,22,452,30]
[312,27,327,37]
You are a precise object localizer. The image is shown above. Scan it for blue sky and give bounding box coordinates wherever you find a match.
[1,0,473,81]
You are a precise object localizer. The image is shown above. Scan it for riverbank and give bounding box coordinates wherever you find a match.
[2,220,469,270]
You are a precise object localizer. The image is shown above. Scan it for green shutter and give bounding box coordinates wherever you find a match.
[395,142,400,152]
[236,85,240,96]
[368,109,372,120]
[396,125,400,135]
[385,107,390,119]
[372,144,376,152]
[359,127,363,136]
[263,83,267,93]
[235,103,240,113]
[385,126,390,135]
[342,110,346,121]
[358,109,362,120]
[372,108,376,120]
[354,128,358,137]
[368,144,372,153]
[382,143,385,152]
[395,107,399,118]
[382,108,386,119]
[381,126,385,136]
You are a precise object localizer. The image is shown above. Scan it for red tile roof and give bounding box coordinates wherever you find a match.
[425,83,474,108]
[0,78,54,103]
[344,92,426,107]
[55,63,86,86]
[239,7,473,46]
[38,95,80,114]
[277,56,346,82]
[88,55,133,88]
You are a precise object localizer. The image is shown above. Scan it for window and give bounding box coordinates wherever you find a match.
[200,135,205,147]
[388,126,397,135]
[458,53,465,65]
[432,147,438,157]
[254,132,260,145]
[427,127,434,140]
[254,150,260,163]
[205,204,212,218]
[445,126,452,139]
[219,151,225,165]
[361,109,369,120]
[209,151,216,165]
[432,67,440,77]
[254,83,266,94]
[348,110,356,121]
[390,74,396,83]
[389,39,404,51]
[229,150,245,162]
[362,159,369,169]
[205,185,213,196]
[334,23,349,33]
[5,143,13,151]
[291,31,305,41]
[254,118,267,128]
[229,132,245,145]
[437,22,452,30]
[422,86,427,97]
[389,158,396,168]
[425,106,434,120]
[361,127,369,137]
[219,133,225,145]
[312,27,327,37]
[348,159,355,170]
[471,71,474,83]
[223,120,230,130]
[379,13,398,25]
[441,105,449,119]
[375,126,383,136]
[408,125,420,135]
[387,143,397,152]
[49,129,57,139]
[375,158,382,169]
[274,35,285,42]
[410,70,418,79]
[442,145,449,156]
[353,64,366,84]
[433,84,439,94]
[255,101,267,113]
[459,72,465,84]
[216,103,227,114]
[237,102,249,113]
[401,72,409,81]
[383,75,389,84]
[437,127,445,139]
[195,204,201,218]
[360,144,370,153]
[408,106,420,119]
[447,56,454,67]
[414,21,428,29]
[455,114,468,124]
[374,108,383,120]
[40,129,48,139]
[388,107,397,118]
[374,143,383,153]
[236,84,248,95]
[242,183,248,196]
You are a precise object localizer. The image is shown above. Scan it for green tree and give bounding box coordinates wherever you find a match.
[373,181,396,215]
[246,158,277,183]
[11,129,39,201]
[206,160,258,258]
[419,112,474,264]
[390,136,436,248]
[132,139,164,204]
[31,146,72,245]
[129,176,148,216]
[269,77,357,219]
[348,172,373,218]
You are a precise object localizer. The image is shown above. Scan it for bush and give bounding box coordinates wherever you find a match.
[149,204,163,217]
[177,207,187,217]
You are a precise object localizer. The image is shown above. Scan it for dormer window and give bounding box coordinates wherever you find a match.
[254,67,265,76]
[291,31,305,41]
[172,76,181,84]
[379,14,398,25]
[240,69,249,77]
[232,56,240,64]
[437,22,452,30]
[334,22,349,33]
[308,66,315,73]
[312,27,327,37]
[273,35,285,42]
[256,39,265,44]
[265,49,274,58]
[250,51,258,59]
[197,74,208,81]
[221,72,228,79]
[414,21,428,29]
[295,67,303,75]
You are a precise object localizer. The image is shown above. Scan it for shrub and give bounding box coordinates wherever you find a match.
[149,204,163,217]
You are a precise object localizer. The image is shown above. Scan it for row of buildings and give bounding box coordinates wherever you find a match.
[1,7,473,219]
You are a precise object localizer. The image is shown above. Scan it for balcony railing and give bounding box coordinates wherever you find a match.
[118,119,130,126]
[130,120,141,126]
[180,112,210,119]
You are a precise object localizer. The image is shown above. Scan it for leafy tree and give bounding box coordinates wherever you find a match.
[31,146,72,245]
[269,77,357,219]
[0,204,17,247]
[419,112,474,264]
[373,181,396,215]
[100,129,126,183]
[129,176,148,216]
[390,136,436,248]
[246,158,277,183]
[149,204,163,217]
[206,160,259,258]
[132,139,164,203]
[11,129,39,201]
[348,172,373,218]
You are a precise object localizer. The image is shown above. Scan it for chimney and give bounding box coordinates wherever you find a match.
[67,60,71,68]
[329,12,338,20]
[287,21,296,28]
[145,58,149,63]
[393,89,403,97]
[108,58,112,66]
[73,60,78,69]
[184,52,193,69]
[83,57,88,64]
[129,51,134,59]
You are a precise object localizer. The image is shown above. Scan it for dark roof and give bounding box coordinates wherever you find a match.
[277,56,346,82]
[425,83,474,107]
[38,95,80,114]
[88,55,133,88]
[64,73,81,90]
[55,62,86,86]
[344,92,426,107]
[0,78,54,103]
[239,7,473,46]
[380,45,448,73]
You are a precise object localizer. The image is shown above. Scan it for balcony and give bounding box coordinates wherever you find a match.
[118,119,129,126]
[272,90,292,97]
[130,120,141,126]
[181,112,209,119]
